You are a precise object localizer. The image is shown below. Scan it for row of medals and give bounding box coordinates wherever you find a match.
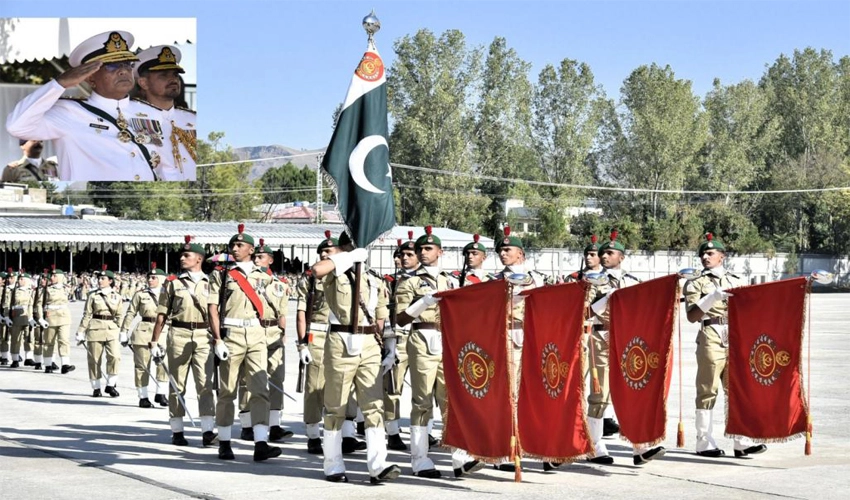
[116,110,164,147]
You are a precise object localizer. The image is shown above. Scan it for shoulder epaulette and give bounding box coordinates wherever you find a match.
[59,96,87,101]
[131,97,164,111]
[175,105,196,115]
[624,273,641,283]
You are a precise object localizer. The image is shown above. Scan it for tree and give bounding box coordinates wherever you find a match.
[192,132,260,222]
[258,162,326,205]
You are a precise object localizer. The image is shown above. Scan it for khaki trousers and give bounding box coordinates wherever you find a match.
[695,327,726,410]
[322,331,383,431]
[382,333,409,422]
[43,325,71,358]
[85,339,121,381]
[407,330,445,427]
[0,324,8,353]
[167,327,215,419]
[587,329,611,418]
[303,328,327,425]
[133,343,168,389]
[31,327,44,356]
[216,326,269,427]
[10,323,27,355]
[239,335,285,412]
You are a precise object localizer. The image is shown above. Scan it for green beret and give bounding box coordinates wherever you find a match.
[19,272,32,279]
[415,226,441,249]
[496,226,523,251]
[229,223,255,247]
[697,232,726,255]
[50,269,66,276]
[317,230,340,253]
[462,233,486,254]
[394,230,416,257]
[599,230,626,253]
[583,235,600,254]
[181,236,206,256]
[255,238,273,255]
[97,269,116,279]
[0,272,6,279]
[148,269,167,277]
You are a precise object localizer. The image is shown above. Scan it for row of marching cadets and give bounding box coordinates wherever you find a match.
[294,224,826,482]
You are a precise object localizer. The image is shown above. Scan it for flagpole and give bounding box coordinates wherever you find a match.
[315,153,324,224]
[506,282,522,482]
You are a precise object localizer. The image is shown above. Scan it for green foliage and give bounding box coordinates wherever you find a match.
[258,162,326,205]
[192,132,260,222]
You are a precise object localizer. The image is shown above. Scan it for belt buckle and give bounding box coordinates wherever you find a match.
[242,319,252,327]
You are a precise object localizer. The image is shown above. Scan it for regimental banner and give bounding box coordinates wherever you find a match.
[437,279,512,461]
[609,274,679,446]
[727,277,809,441]
[518,282,592,461]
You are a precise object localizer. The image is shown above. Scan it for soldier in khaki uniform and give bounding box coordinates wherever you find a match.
[684,233,767,459]
[2,139,59,182]
[311,233,401,484]
[36,267,74,374]
[76,268,123,397]
[151,237,216,447]
[237,239,293,442]
[586,231,665,465]
[0,271,10,365]
[8,271,36,369]
[295,232,366,456]
[121,265,169,408]
[209,225,281,462]
[456,233,491,285]
[381,233,418,452]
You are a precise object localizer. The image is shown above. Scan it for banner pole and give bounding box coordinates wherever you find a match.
[507,282,521,482]
[677,282,685,448]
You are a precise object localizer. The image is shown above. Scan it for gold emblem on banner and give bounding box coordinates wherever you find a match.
[541,342,570,399]
[620,336,659,390]
[458,341,495,399]
[749,333,790,386]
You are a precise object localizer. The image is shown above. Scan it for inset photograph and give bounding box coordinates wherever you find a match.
[1,18,196,181]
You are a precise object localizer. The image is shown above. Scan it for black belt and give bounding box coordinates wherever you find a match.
[412,322,441,331]
[702,317,728,327]
[329,324,376,335]
[260,319,279,328]
[93,314,114,320]
[140,317,156,323]
[171,320,209,330]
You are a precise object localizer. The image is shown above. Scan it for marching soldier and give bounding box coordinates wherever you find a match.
[310,232,401,483]
[381,233,418,451]
[237,239,293,442]
[121,264,169,408]
[8,271,36,369]
[36,267,74,374]
[0,271,9,365]
[567,235,603,282]
[456,233,491,286]
[586,231,665,465]
[209,225,281,462]
[76,267,123,397]
[151,236,216,447]
[30,270,52,370]
[684,232,767,459]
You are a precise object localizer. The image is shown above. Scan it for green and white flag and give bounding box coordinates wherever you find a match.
[321,40,394,248]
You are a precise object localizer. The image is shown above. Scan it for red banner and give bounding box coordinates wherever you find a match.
[727,277,808,440]
[518,282,592,461]
[609,274,679,445]
[437,279,513,460]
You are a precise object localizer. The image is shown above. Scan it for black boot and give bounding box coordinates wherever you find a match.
[91,389,102,397]
[734,444,767,458]
[44,365,55,373]
[61,364,76,374]
[387,433,407,451]
[269,425,294,442]
[154,394,168,407]
[342,436,366,454]
[356,421,365,436]
[634,446,666,465]
[0,357,7,366]
[171,432,189,446]
[202,431,218,447]
[104,386,120,398]
[33,362,42,370]
[10,360,19,368]
[370,464,401,484]
[603,418,620,437]
[307,437,323,454]
[24,358,34,366]
[139,398,153,408]
[240,427,254,441]
[253,441,282,462]
[218,440,235,460]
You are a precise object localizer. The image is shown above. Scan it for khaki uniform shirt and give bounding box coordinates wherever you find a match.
[209,265,273,321]
[493,266,548,323]
[296,274,330,326]
[9,285,34,326]
[39,283,71,327]
[588,269,641,327]
[395,267,453,326]
[79,288,123,340]
[157,273,210,324]
[121,288,161,344]
[2,156,59,182]
[683,269,744,341]
[321,267,388,327]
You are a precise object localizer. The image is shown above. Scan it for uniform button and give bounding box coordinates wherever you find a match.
[134,175,141,181]
[130,152,136,157]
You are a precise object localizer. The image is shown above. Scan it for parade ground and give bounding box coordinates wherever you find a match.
[1,294,848,500]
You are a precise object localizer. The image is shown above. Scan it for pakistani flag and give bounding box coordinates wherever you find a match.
[321,40,395,248]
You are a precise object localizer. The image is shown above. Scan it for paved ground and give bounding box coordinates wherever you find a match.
[1,294,848,499]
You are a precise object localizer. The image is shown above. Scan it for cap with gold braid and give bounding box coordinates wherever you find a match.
[583,234,600,255]
[182,235,205,256]
[68,31,139,67]
[463,233,486,254]
[317,230,340,254]
[697,232,726,255]
[415,226,441,249]
[599,230,626,253]
[149,261,167,277]
[229,223,255,247]
[134,45,185,77]
[496,225,523,251]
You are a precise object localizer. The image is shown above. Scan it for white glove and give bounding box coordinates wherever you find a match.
[39,319,49,329]
[3,317,10,327]
[380,337,397,375]
[75,330,86,343]
[697,288,728,313]
[405,293,441,318]
[350,248,368,263]
[150,343,164,359]
[119,331,129,347]
[28,319,37,328]
[590,291,612,315]
[214,339,230,360]
[328,248,369,275]
[298,344,313,364]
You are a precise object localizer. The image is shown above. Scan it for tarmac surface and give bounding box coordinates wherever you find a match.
[1,294,848,499]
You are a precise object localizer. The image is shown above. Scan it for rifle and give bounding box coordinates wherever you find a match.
[458,257,470,288]
[296,272,316,394]
[384,266,402,395]
[9,274,18,339]
[213,266,230,396]
[38,269,49,348]
[0,273,8,342]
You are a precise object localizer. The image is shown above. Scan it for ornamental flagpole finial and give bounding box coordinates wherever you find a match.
[362,10,381,41]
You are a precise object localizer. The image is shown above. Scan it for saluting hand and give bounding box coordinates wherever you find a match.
[56,61,103,89]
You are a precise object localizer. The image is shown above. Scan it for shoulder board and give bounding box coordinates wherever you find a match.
[130,97,164,111]
[176,105,196,115]
[450,270,461,278]
[383,274,394,283]
[727,272,740,279]
[366,268,381,279]
[624,273,642,283]
[59,96,87,101]
[439,271,454,278]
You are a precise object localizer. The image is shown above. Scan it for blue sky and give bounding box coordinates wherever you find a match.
[4,0,849,151]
